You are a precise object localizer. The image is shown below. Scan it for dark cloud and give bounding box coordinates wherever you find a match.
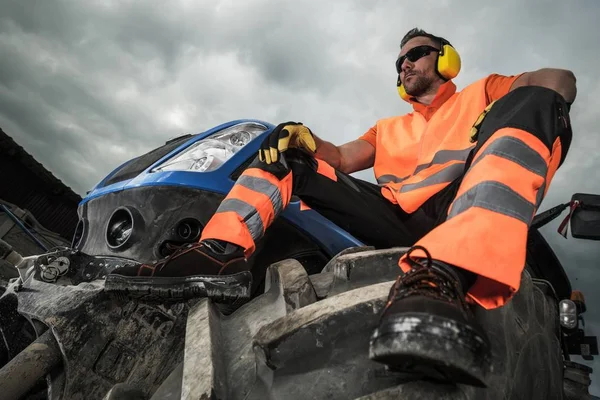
[1,0,600,393]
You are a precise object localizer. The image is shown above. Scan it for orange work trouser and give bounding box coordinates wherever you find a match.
[399,86,573,310]
[200,150,448,256]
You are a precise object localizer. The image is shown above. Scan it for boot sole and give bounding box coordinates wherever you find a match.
[369,312,491,387]
[104,271,252,303]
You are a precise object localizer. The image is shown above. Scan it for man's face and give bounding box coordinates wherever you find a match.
[397,36,442,96]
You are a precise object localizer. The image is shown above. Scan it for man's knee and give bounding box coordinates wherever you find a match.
[244,149,320,191]
[246,153,294,181]
[284,149,320,175]
[476,86,572,163]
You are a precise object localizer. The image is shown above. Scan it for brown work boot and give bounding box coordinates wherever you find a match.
[369,246,492,387]
[104,240,251,303]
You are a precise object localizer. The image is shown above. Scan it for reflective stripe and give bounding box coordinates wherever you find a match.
[399,163,465,193]
[471,136,547,178]
[338,174,360,192]
[536,181,546,208]
[376,147,474,186]
[237,175,284,215]
[448,181,535,224]
[413,146,475,175]
[377,174,408,184]
[216,199,264,240]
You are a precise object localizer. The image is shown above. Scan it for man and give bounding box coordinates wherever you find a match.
[106,28,576,385]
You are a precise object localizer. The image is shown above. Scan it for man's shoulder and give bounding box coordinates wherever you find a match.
[459,74,498,92]
[377,113,414,125]
[458,73,524,103]
[460,73,521,92]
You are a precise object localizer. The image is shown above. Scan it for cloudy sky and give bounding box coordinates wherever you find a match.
[2,0,600,393]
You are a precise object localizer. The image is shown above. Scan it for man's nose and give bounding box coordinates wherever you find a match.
[401,57,414,72]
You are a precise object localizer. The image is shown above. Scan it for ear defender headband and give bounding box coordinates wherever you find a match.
[397,35,461,101]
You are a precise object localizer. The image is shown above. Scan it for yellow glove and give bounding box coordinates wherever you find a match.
[258,122,317,164]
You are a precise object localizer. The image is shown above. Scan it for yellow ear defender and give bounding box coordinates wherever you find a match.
[397,77,411,101]
[436,40,461,80]
[397,37,461,101]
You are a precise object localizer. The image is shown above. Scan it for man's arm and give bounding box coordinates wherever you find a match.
[313,136,375,174]
[510,68,577,104]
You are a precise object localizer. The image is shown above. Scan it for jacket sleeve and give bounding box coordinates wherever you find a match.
[358,124,377,147]
[485,73,525,103]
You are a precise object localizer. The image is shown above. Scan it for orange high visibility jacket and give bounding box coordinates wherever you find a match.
[359,74,522,214]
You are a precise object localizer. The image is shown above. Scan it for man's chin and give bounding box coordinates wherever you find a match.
[404,82,420,96]
[405,84,428,98]
[405,88,422,97]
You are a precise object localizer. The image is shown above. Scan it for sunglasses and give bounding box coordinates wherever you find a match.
[395,45,440,74]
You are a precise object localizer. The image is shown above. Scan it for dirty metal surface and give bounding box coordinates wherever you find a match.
[14,253,187,400]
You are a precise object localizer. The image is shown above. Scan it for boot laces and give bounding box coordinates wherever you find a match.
[154,242,204,271]
[389,245,468,310]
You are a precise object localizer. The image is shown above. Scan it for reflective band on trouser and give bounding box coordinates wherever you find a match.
[200,167,293,256]
[399,127,563,310]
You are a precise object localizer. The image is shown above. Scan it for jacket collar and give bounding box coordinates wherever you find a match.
[408,80,457,117]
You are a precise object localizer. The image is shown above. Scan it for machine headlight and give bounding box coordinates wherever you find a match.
[152,122,267,173]
[559,299,578,329]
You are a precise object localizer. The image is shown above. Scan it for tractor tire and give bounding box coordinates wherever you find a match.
[175,247,565,400]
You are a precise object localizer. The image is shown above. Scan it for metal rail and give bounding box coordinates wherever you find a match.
[0,330,62,399]
[0,204,48,252]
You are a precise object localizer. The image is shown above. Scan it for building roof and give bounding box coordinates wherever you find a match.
[0,127,82,239]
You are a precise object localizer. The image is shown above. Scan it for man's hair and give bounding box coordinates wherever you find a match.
[400,28,451,49]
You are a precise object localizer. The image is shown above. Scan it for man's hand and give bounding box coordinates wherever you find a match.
[258,122,317,164]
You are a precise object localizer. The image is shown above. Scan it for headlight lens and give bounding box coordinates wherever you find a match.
[559,299,578,329]
[153,122,267,173]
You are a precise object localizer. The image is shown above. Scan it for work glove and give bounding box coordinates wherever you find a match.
[258,122,317,164]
